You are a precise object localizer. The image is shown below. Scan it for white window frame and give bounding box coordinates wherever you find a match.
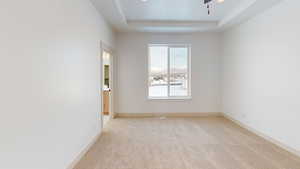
[147,44,192,100]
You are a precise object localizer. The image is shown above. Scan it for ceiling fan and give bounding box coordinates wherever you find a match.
[204,0,225,15]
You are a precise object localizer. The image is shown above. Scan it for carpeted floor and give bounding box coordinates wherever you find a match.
[74,117,300,169]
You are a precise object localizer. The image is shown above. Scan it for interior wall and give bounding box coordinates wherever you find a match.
[0,0,114,168]
[115,32,221,114]
[221,0,300,155]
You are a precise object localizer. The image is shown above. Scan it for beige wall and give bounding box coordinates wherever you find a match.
[221,0,300,155]
[115,32,221,114]
[0,0,115,168]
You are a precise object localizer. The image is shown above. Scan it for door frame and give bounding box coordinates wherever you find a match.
[100,41,115,129]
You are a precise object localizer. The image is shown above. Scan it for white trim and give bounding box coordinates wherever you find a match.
[167,46,170,97]
[67,132,102,169]
[222,113,300,159]
[100,42,104,130]
[115,112,222,118]
[109,49,115,119]
[188,46,192,97]
[148,96,192,101]
[147,44,192,100]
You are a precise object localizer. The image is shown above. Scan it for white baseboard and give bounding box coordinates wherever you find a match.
[115,112,222,118]
[222,113,300,158]
[67,131,102,169]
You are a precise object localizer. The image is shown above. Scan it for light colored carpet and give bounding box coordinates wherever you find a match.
[74,117,300,169]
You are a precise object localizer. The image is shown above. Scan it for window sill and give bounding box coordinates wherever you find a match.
[147,97,192,101]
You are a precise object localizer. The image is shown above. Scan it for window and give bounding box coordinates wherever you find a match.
[148,44,191,99]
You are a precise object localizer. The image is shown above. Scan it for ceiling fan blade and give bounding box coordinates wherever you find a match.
[204,0,213,4]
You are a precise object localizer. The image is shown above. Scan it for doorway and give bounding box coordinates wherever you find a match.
[101,48,113,127]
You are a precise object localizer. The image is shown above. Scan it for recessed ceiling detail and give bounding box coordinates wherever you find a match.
[91,0,283,33]
[119,0,240,21]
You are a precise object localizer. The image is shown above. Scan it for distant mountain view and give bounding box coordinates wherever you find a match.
[150,68,188,87]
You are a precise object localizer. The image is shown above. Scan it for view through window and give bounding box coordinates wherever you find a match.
[148,45,191,99]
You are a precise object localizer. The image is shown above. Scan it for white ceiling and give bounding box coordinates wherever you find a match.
[120,0,243,21]
[91,0,282,33]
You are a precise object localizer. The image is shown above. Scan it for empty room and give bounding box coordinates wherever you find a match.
[1,0,300,169]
